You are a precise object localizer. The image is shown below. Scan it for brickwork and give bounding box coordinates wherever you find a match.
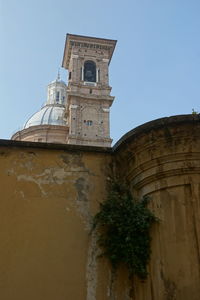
[62,34,117,147]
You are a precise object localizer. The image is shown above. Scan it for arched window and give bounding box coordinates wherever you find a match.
[84,61,96,82]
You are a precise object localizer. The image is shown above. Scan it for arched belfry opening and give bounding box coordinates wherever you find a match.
[84,60,96,82]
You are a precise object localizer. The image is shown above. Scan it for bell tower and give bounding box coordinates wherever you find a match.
[62,34,117,147]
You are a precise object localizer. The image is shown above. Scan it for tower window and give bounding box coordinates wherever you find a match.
[69,72,72,80]
[86,120,93,126]
[84,61,96,82]
[56,91,59,102]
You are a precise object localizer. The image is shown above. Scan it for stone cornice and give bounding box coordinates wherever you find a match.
[132,167,200,191]
[62,33,117,69]
[11,125,69,140]
[127,152,200,183]
[113,114,200,152]
[67,91,114,102]
[0,139,112,153]
[67,82,112,91]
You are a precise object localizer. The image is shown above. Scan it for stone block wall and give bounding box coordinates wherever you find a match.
[114,114,200,300]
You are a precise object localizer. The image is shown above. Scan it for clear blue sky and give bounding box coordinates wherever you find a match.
[1,0,200,144]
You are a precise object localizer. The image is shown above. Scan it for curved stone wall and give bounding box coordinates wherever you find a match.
[114,114,200,300]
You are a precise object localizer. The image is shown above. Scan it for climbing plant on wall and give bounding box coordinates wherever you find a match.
[93,181,158,279]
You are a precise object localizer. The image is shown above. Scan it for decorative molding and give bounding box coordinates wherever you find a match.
[84,82,97,87]
[132,167,200,190]
[70,41,112,51]
[70,105,78,109]
[125,153,200,181]
[62,34,117,70]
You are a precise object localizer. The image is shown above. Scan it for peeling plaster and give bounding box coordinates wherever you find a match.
[6,169,14,176]
[74,176,100,300]
[60,152,86,170]
[2,149,109,299]
[19,191,25,199]
[17,174,48,196]
[9,165,88,197]
[74,177,91,229]
[107,269,117,300]
[86,230,100,300]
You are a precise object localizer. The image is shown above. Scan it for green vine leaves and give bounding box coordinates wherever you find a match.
[92,181,158,279]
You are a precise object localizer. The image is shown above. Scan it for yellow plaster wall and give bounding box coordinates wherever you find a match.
[0,144,112,300]
[1,115,200,300]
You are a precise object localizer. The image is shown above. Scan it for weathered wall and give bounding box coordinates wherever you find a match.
[1,114,200,300]
[114,115,200,300]
[0,141,114,300]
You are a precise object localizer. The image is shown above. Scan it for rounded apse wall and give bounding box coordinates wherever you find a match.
[113,114,200,300]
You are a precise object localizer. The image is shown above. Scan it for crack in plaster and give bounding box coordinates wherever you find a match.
[74,177,91,229]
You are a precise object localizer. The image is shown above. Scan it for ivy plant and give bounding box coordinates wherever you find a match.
[92,181,158,279]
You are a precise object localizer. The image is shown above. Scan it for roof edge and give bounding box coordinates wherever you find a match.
[62,33,117,69]
[0,139,112,154]
[113,114,200,152]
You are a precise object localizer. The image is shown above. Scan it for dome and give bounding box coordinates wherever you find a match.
[24,104,66,129]
[50,79,66,86]
[12,73,68,143]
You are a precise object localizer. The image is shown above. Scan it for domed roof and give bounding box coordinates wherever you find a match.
[49,79,66,86]
[24,104,66,129]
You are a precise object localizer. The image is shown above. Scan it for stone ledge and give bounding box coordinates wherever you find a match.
[0,139,112,154]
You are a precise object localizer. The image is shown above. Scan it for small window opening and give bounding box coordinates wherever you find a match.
[69,72,72,80]
[56,91,59,102]
[89,89,92,94]
[86,120,93,126]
